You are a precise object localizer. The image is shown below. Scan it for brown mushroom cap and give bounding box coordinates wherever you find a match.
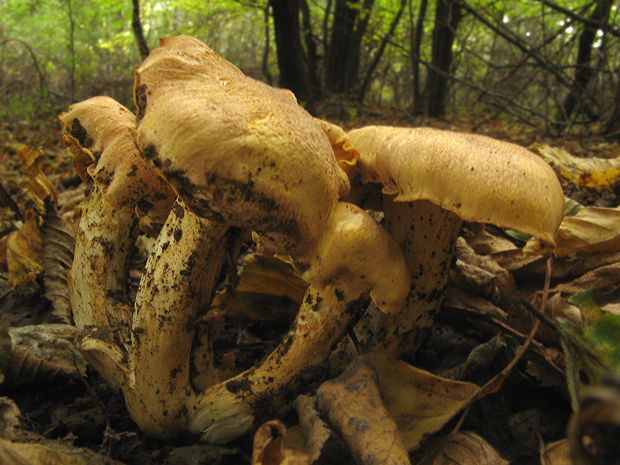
[59,96,175,227]
[348,126,565,244]
[134,36,350,257]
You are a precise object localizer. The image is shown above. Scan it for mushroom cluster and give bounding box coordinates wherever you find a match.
[61,36,565,443]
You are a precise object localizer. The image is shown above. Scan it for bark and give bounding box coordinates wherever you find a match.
[269,0,316,112]
[132,0,150,60]
[558,0,614,122]
[426,0,462,118]
[325,0,375,95]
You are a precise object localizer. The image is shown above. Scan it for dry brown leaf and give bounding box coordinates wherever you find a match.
[18,146,58,207]
[416,431,509,465]
[0,437,86,465]
[0,398,22,440]
[525,207,620,257]
[7,324,86,387]
[551,261,620,294]
[252,420,310,465]
[465,233,518,255]
[294,395,330,463]
[211,253,307,321]
[541,439,572,465]
[42,200,74,323]
[316,357,411,465]
[367,352,480,452]
[455,238,515,294]
[450,260,496,296]
[6,219,44,289]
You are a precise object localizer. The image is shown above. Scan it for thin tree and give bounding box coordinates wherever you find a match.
[132,0,150,60]
[558,0,615,123]
[410,0,429,114]
[426,0,462,118]
[324,0,375,96]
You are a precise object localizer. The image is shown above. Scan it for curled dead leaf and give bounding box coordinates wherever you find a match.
[316,357,411,465]
[416,431,508,465]
[6,219,44,289]
[294,395,331,463]
[252,420,310,465]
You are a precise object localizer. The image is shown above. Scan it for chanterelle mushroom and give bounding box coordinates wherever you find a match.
[127,36,410,440]
[59,97,175,331]
[338,126,565,359]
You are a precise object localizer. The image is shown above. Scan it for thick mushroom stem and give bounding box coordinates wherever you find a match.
[124,200,230,438]
[68,185,138,331]
[188,285,369,444]
[335,199,463,362]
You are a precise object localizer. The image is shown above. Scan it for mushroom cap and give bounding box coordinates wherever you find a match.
[347,126,565,244]
[59,96,175,227]
[133,36,350,257]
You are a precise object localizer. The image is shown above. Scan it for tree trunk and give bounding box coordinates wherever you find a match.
[410,0,429,114]
[132,0,150,60]
[269,0,315,112]
[262,5,274,86]
[300,0,321,93]
[558,0,614,123]
[426,0,462,118]
[325,0,375,96]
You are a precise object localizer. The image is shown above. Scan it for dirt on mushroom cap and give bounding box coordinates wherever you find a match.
[59,96,175,226]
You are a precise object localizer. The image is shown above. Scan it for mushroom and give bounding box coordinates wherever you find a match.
[335,126,565,360]
[128,36,410,440]
[59,97,175,331]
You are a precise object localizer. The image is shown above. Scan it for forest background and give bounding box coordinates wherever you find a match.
[1,0,620,137]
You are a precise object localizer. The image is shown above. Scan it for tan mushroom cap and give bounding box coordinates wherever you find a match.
[59,96,175,226]
[134,36,350,257]
[348,126,565,244]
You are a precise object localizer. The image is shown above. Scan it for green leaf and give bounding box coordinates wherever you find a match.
[560,289,620,409]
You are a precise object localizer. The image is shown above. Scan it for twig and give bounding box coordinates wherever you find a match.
[452,255,554,434]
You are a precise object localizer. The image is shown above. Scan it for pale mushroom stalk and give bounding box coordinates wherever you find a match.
[124,200,230,437]
[68,185,138,330]
[340,126,566,359]
[188,285,369,444]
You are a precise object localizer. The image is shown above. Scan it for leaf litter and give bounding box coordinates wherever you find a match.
[0,114,620,464]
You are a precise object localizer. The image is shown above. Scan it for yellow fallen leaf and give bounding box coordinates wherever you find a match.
[536,144,620,189]
[525,206,620,257]
[368,352,480,451]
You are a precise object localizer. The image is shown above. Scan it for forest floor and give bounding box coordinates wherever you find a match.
[0,104,619,465]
